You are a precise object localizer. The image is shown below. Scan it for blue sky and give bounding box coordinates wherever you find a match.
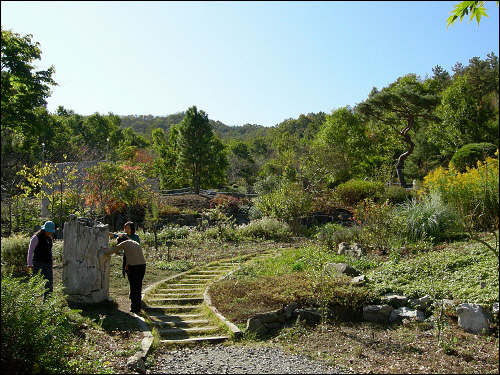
[2,1,499,127]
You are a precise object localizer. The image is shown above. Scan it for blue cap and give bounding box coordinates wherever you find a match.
[41,221,55,233]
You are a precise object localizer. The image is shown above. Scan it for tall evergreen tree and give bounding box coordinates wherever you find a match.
[176,106,227,193]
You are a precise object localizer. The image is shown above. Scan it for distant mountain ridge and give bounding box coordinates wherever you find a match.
[120,113,269,141]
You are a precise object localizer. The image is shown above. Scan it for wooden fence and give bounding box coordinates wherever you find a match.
[159,187,258,198]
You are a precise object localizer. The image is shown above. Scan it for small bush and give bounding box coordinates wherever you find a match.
[450,143,497,172]
[353,199,401,252]
[238,217,291,242]
[209,194,244,214]
[158,203,180,215]
[253,182,312,233]
[333,179,384,206]
[52,240,64,263]
[316,223,354,251]
[1,234,31,271]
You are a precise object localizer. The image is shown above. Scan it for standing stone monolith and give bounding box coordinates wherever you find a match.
[62,215,110,304]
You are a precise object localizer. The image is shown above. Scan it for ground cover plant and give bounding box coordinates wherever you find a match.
[208,233,499,374]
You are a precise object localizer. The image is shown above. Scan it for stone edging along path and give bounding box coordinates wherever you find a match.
[126,249,280,373]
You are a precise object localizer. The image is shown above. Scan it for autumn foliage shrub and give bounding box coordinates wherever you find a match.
[209,194,243,214]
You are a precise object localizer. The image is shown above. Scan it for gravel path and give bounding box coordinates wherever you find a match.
[151,344,349,374]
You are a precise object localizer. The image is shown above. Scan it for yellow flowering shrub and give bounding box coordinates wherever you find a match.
[422,150,499,229]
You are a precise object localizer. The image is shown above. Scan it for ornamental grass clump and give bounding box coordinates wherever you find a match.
[398,193,460,243]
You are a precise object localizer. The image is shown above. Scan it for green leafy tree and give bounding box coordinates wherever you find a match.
[356,74,440,188]
[1,28,57,194]
[1,27,56,134]
[307,107,374,187]
[151,125,189,188]
[447,1,499,27]
[176,106,227,193]
[429,57,499,160]
[226,140,257,186]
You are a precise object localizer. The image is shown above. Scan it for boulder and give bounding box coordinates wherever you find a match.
[456,303,493,335]
[292,308,322,326]
[408,295,432,311]
[246,317,268,335]
[382,293,408,308]
[363,305,394,324]
[325,262,360,277]
[337,242,366,257]
[253,312,279,323]
[389,307,426,323]
[284,303,298,319]
[350,275,366,285]
[127,355,146,374]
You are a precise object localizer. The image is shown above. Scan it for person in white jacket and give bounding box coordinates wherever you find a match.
[99,234,146,313]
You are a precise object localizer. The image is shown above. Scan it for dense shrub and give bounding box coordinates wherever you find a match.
[378,185,414,204]
[397,194,459,243]
[450,143,497,172]
[1,273,111,374]
[253,182,312,233]
[238,217,291,241]
[333,179,384,206]
[423,152,499,229]
[353,199,402,252]
[1,234,31,271]
[2,196,41,235]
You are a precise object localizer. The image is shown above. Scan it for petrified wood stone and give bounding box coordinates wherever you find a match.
[62,215,110,304]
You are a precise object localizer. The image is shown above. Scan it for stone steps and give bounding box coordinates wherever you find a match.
[159,335,229,344]
[141,250,280,345]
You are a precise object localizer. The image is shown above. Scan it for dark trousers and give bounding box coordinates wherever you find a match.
[32,261,53,301]
[127,264,146,312]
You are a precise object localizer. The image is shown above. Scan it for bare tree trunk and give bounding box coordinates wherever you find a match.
[396,119,415,188]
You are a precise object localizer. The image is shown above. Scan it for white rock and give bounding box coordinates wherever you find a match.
[456,303,493,335]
